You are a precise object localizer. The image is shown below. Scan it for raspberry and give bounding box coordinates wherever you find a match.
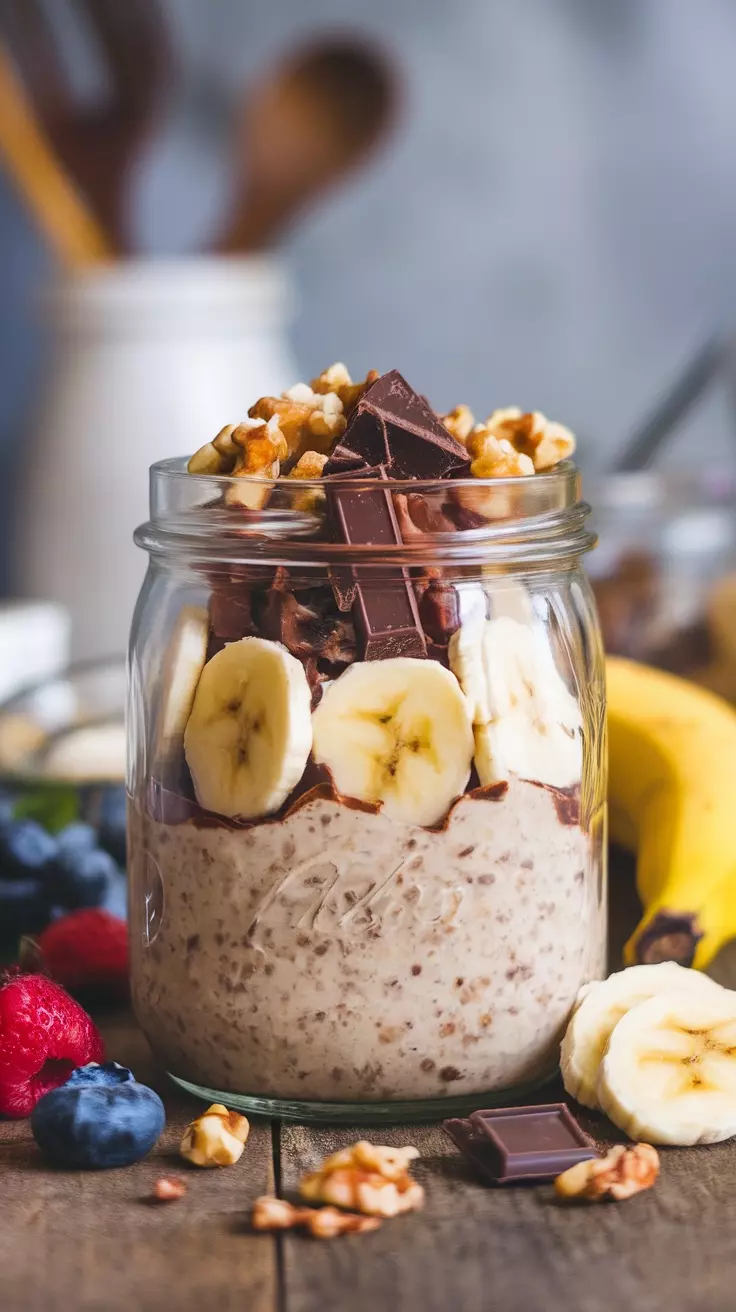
[0,974,104,1117]
[37,910,129,1001]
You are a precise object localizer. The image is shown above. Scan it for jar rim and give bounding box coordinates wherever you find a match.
[135,457,596,570]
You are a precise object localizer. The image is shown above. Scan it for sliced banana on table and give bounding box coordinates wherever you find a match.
[155,605,209,762]
[561,962,724,1109]
[598,990,736,1146]
[311,657,474,828]
[184,637,313,819]
[448,615,582,788]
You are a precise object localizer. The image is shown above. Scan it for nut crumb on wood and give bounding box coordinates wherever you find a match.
[554,1144,660,1202]
[179,1102,250,1168]
[251,1195,381,1239]
[151,1176,187,1201]
[299,1140,424,1217]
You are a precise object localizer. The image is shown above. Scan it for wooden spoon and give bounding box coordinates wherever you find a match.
[216,37,397,253]
[0,45,112,266]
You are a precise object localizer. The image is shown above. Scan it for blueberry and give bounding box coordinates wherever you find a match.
[0,819,58,880]
[56,823,97,861]
[100,870,128,920]
[31,1080,165,1169]
[0,876,49,941]
[66,1062,135,1088]
[49,845,119,910]
[98,786,127,865]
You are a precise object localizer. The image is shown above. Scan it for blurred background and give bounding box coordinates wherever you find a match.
[0,0,735,834]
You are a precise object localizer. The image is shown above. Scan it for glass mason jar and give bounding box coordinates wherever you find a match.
[128,458,607,1122]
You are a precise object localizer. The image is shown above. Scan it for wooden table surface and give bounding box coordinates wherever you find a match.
[3,854,736,1312]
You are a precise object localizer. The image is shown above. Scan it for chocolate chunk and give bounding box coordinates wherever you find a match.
[340,370,470,479]
[256,587,356,667]
[418,581,461,644]
[209,584,257,641]
[394,491,457,538]
[329,466,427,660]
[330,413,389,469]
[443,495,490,531]
[444,1104,597,1186]
[323,444,370,476]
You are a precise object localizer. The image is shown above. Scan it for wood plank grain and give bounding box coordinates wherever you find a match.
[279,1112,736,1312]
[0,1013,277,1312]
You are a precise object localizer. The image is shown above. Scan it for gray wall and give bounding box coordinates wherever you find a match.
[2,0,736,588]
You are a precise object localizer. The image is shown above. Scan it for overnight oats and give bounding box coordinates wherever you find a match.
[128,365,607,1119]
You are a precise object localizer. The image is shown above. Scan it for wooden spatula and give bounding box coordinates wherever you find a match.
[216,37,397,253]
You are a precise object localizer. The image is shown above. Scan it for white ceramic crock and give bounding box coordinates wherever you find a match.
[14,256,297,660]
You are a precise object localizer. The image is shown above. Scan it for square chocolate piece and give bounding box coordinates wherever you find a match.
[443,1118,508,1188]
[443,1104,597,1186]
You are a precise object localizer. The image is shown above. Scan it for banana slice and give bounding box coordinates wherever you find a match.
[184,637,313,819]
[448,614,582,788]
[598,990,736,1145]
[561,962,724,1109]
[311,658,473,827]
[155,605,209,762]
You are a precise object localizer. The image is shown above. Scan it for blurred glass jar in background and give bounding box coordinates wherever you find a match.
[586,472,736,701]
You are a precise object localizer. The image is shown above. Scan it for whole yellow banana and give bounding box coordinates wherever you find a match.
[607,656,736,970]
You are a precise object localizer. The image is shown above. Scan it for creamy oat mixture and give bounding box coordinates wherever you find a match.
[130,779,603,1102]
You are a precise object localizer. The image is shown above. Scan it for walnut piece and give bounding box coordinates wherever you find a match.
[285,449,329,513]
[225,416,288,509]
[554,1144,660,1202]
[252,1195,381,1238]
[480,407,576,471]
[309,362,379,413]
[249,384,346,461]
[188,419,267,477]
[287,450,329,480]
[179,1103,250,1167]
[151,1176,188,1201]
[299,1140,424,1217]
[441,404,475,444]
[466,426,535,479]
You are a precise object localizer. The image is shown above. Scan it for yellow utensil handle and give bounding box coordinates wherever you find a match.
[0,47,114,267]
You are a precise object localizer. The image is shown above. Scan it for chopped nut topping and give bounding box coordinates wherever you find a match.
[287,450,329,480]
[310,362,379,413]
[285,449,329,513]
[480,408,576,471]
[212,423,242,463]
[188,419,267,477]
[249,386,346,462]
[225,416,288,509]
[251,1195,381,1238]
[187,441,224,476]
[441,405,475,444]
[554,1144,660,1202]
[179,1102,250,1167]
[299,1140,424,1217]
[151,1175,188,1201]
[466,427,535,479]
